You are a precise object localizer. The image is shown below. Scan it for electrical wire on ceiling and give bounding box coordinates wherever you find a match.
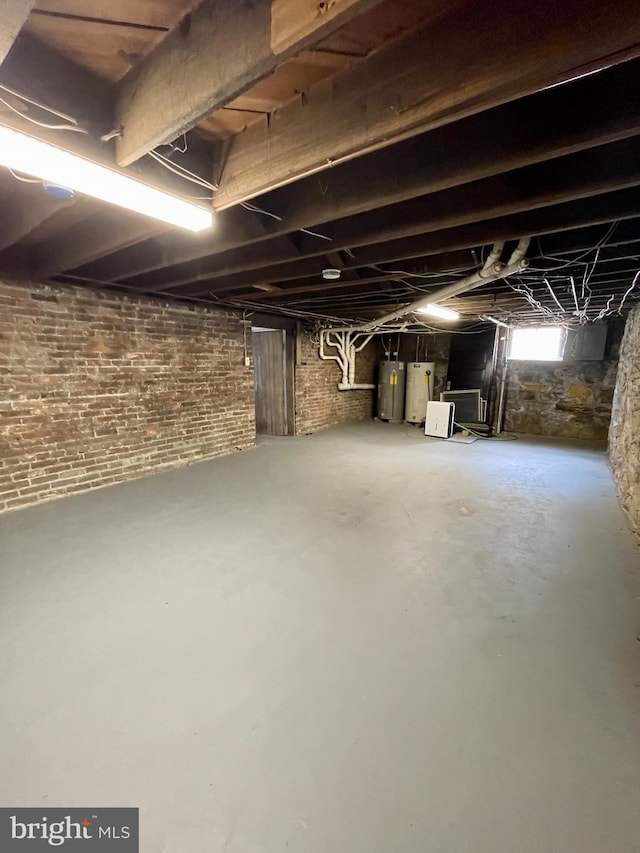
[0,83,87,133]
[260,281,495,330]
[240,200,282,220]
[367,260,477,278]
[507,277,562,321]
[239,198,333,241]
[544,278,564,312]
[163,133,188,155]
[300,227,333,240]
[528,221,619,272]
[0,95,87,132]
[227,297,348,323]
[0,79,219,210]
[503,262,640,323]
[7,167,41,184]
[148,149,218,193]
[413,321,493,334]
[278,241,640,326]
[617,269,640,315]
[594,294,616,322]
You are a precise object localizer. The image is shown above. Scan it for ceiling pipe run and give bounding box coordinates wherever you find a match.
[319,239,531,390]
[329,239,531,333]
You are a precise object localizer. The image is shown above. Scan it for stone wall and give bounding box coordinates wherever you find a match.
[609,307,640,527]
[503,320,624,440]
[295,329,377,434]
[0,280,255,513]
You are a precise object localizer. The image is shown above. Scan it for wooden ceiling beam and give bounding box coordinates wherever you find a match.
[0,33,114,144]
[30,211,166,280]
[166,188,640,298]
[28,202,300,281]
[344,190,640,279]
[0,187,77,253]
[237,240,640,303]
[0,1,35,66]
[271,0,382,57]
[81,59,640,283]
[124,136,640,292]
[0,33,215,238]
[115,0,383,166]
[213,0,640,210]
[0,32,217,192]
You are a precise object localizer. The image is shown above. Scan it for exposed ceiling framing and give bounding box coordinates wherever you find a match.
[1,0,640,327]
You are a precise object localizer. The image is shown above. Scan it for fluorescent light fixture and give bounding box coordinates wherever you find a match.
[0,125,213,232]
[417,303,460,321]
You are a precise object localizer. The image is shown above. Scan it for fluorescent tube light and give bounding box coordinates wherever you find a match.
[417,303,460,321]
[0,125,213,232]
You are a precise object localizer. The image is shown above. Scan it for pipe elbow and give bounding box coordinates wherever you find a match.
[480,261,505,279]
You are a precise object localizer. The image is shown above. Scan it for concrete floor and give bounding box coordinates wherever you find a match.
[1,422,640,853]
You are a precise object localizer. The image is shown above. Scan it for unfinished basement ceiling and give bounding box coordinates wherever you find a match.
[1,0,640,326]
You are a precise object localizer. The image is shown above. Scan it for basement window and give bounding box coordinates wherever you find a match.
[508,326,565,361]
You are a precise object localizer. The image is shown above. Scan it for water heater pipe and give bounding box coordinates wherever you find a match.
[319,330,376,390]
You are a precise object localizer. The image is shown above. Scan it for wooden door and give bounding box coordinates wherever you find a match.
[253,329,292,435]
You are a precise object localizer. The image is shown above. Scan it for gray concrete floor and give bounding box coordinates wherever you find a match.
[1,422,640,853]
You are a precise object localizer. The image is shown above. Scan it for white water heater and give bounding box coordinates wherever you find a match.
[404,362,436,423]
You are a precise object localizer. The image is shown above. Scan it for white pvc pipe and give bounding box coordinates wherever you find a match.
[318,239,531,391]
[319,330,376,390]
[330,240,530,333]
[338,383,376,390]
[482,241,505,272]
[508,237,531,266]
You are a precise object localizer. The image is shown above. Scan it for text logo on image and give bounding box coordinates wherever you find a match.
[0,809,138,851]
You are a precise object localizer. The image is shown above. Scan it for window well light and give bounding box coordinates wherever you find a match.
[508,326,565,361]
[0,125,213,232]
[417,303,460,321]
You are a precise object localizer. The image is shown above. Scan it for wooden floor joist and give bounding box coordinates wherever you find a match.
[80,58,640,285]
[213,0,640,209]
[164,187,640,298]
[122,137,640,294]
[115,0,383,166]
[0,1,35,66]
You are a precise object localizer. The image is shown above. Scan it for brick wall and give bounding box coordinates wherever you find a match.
[295,330,376,434]
[0,280,255,513]
[609,307,640,527]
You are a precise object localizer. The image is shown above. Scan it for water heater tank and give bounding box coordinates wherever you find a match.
[405,362,436,423]
[377,361,405,422]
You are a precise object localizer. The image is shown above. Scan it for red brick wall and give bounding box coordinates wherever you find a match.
[0,280,255,512]
[295,330,376,433]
